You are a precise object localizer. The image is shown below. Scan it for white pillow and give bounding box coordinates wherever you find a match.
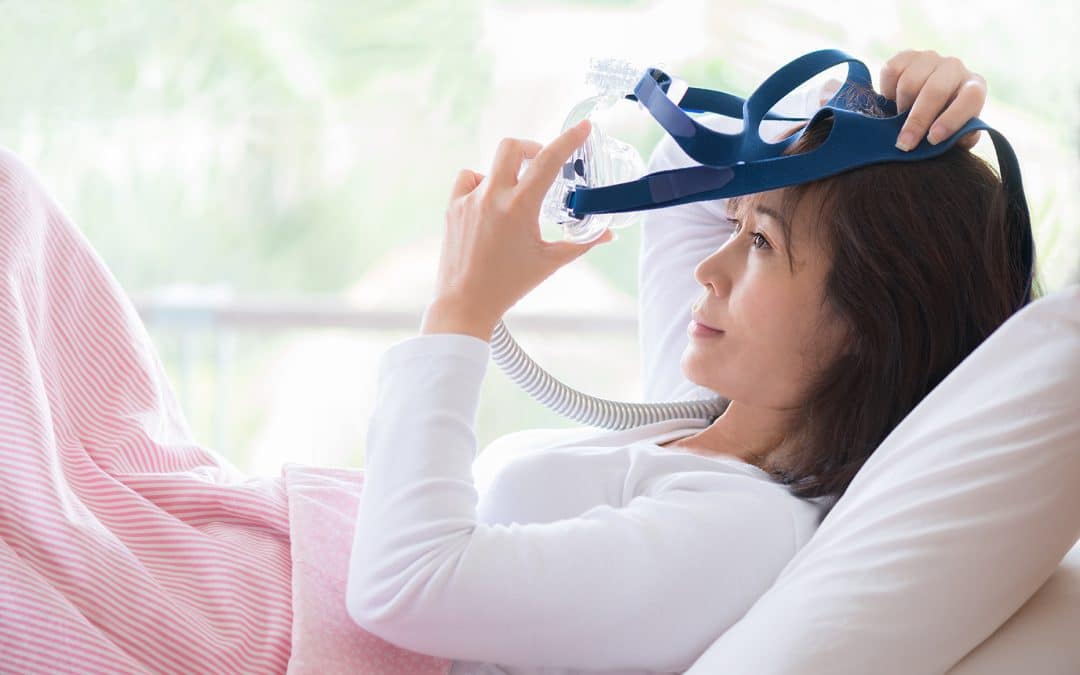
[686,285,1080,675]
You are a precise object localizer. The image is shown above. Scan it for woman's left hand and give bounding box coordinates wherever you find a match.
[423,119,615,338]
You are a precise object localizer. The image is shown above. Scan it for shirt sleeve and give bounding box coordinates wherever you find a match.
[638,79,833,403]
[346,333,799,673]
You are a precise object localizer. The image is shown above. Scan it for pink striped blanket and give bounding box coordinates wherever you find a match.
[0,147,452,674]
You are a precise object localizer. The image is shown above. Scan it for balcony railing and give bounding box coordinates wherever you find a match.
[130,288,638,459]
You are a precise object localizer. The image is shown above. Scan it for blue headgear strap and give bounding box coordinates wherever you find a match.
[566,48,1034,311]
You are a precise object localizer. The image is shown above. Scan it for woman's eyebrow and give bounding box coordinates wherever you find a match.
[754,205,790,235]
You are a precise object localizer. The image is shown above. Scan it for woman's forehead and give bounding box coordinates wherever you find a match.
[731,187,814,212]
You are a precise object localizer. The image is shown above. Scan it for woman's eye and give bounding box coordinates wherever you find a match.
[724,217,768,250]
[725,217,768,248]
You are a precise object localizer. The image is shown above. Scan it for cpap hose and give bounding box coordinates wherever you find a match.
[489,318,729,430]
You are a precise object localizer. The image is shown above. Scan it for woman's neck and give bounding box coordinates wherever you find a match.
[664,400,795,466]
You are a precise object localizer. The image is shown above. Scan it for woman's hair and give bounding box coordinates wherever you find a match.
[729,87,1038,505]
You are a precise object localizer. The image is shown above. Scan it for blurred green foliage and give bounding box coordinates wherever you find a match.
[0,0,491,294]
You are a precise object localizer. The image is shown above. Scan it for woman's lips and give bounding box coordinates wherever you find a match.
[691,312,722,330]
[688,320,724,338]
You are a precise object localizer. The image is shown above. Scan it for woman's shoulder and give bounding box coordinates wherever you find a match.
[640,447,830,545]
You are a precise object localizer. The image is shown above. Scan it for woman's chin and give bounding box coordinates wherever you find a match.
[680,362,736,398]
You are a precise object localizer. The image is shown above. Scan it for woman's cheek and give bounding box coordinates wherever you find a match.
[730,281,775,335]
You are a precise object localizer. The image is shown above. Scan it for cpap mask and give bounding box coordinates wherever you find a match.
[519,56,821,244]
[518,58,655,242]
[498,48,1034,431]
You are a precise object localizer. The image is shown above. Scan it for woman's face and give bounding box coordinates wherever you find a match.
[681,188,848,410]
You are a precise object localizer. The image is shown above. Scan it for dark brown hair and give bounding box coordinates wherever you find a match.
[729,89,1038,506]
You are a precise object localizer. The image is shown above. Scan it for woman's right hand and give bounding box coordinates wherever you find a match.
[877,49,987,152]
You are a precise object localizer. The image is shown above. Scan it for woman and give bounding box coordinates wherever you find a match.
[346,49,1031,675]
[0,50,1023,674]
[654,57,1029,502]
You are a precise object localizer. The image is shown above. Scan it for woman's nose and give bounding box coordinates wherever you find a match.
[693,237,738,297]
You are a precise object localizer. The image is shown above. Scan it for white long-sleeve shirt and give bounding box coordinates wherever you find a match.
[347,81,833,675]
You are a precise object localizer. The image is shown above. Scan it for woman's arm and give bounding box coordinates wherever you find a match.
[346,333,806,672]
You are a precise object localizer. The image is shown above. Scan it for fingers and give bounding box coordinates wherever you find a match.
[896,56,967,150]
[956,129,982,150]
[878,49,922,109]
[544,226,616,261]
[518,119,591,198]
[450,169,484,201]
[926,76,987,145]
[457,121,588,206]
[489,137,544,189]
[892,50,943,115]
[881,49,989,151]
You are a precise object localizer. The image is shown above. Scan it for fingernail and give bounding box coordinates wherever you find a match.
[896,130,916,151]
[895,129,916,152]
[928,125,945,145]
